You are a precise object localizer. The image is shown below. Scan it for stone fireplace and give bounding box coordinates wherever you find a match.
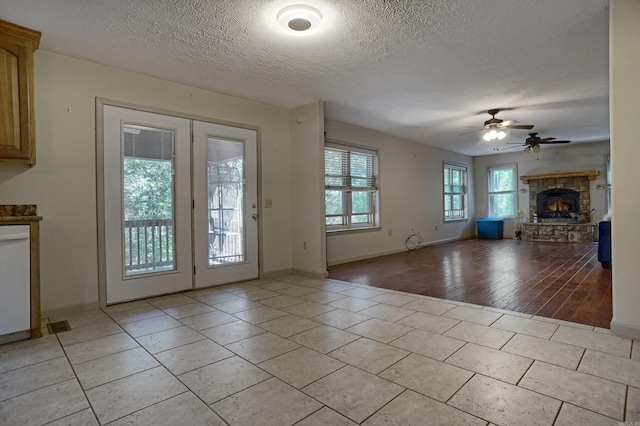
[519,170,598,242]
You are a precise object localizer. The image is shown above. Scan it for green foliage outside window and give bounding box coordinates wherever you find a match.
[123,158,173,221]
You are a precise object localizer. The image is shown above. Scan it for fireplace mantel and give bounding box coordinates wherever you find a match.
[519,170,599,184]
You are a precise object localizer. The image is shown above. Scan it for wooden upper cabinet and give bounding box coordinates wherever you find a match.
[0,20,40,165]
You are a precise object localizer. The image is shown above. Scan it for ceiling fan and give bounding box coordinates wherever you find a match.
[508,132,571,153]
[463,109,535,141]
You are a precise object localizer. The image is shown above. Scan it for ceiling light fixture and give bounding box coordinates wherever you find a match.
[277,5,322,34]
[482,129,506,142]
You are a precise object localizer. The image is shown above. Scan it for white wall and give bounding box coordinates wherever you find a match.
[290,101,327,277]
[0,51,294,313]
[473,141,610,238]
[610,0,640,338]
[325,119,475,266]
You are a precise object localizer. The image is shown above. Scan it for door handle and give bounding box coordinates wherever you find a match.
[252,213,259,221]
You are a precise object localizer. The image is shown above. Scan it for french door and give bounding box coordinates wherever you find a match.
[192,121,258,287]
[102,106,258,304]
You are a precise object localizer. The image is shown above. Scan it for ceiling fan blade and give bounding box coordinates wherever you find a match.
[499,145,526,151]
[502,124,535,130]
[459,129,483,136]
[539,137,556,143]
[540,140,571,144]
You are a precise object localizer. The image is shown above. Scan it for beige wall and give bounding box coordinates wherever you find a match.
[610,0,640,338]
[325,119,475,266]
[473,141,610,238]
[0,51,294,313]
[290,101,327,276]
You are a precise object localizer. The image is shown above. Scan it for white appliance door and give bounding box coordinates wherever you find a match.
[0,225,30,335]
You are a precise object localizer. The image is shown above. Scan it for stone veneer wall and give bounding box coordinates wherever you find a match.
[527,176,590,222]
[521,223,595,242]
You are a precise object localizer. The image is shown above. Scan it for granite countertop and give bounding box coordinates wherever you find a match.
[0,204,42,222]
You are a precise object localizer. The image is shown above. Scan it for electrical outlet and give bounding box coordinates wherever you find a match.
[265,199,273,208]
[434,224,438,231]
[388,229,392,236]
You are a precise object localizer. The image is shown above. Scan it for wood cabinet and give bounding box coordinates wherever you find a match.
[0,20,41,165]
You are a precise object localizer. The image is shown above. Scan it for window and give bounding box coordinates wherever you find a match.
[325,142,378,231]
[488,164,517,217]
[443,163,468,221]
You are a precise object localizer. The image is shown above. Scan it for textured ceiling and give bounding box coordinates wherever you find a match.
[0,0,610,156]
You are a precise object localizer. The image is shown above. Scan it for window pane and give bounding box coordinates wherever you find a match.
[444,168,450,185]
[325,190,345,215]
[352,191,371,214]
[351,214,370,224]
[350,153,369,177]
[207,138,245,266]
[452,194,463,210]
[489,193,516,216]
[123,125,175,276]
[444,194,451,211]
[490,169,515,192]
[325,150,344,175]
[452,169,461,185]
[325,176,344,186]
[326,216,344,225]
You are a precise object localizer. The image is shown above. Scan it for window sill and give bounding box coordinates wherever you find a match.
[326,226,381,236]
[444,218,468,223]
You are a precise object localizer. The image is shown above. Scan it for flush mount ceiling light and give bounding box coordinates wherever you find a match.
[277,5,322,33]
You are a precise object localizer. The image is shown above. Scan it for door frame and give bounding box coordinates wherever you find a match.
[96,98,263,307]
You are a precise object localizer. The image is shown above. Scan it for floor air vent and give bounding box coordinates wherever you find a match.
[47,320,71,334]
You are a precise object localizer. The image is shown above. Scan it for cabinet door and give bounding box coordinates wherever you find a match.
[0,21,40,165]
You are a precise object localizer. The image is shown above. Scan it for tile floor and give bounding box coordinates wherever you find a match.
[1,275,639,425]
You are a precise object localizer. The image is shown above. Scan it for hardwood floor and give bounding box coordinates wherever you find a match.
[328,239,613,329]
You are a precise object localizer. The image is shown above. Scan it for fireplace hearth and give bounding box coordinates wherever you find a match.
[537,188,580,219]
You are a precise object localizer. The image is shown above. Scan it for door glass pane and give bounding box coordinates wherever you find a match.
[208,137,245,266]
[122,124,175,276]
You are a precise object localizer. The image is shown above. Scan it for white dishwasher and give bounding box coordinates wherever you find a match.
[0,225,31,341]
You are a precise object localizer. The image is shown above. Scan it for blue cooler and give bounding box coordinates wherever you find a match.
[476,218,504,239]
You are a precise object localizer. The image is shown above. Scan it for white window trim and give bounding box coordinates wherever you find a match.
[325,140,380,233]
[443,162,468,222]
[488,163,518,218]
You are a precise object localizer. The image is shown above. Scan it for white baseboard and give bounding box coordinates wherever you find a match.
[261,268,293,279]
[327,235,473,266]
[262,268,328,280]
[610,320,640,340]
[42,302,100,319]
[290,268,329,279]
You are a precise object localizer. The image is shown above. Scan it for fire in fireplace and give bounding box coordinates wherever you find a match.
[536,188,580,218]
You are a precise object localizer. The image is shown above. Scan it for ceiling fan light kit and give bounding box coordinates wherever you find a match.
[482,129,507,141]
[471,109,534,142]
[504,132,572,154]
